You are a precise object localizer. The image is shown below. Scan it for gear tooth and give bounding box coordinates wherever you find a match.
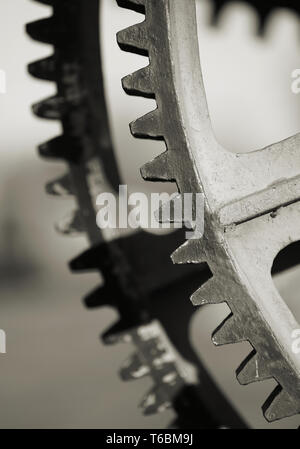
[55,209,84,236]
[33,0,56,5]
[38,135,81,162]
[171,239,205,265]
[141,152,174,181]
[84,285,115,309]
[120,352,150,381]
[212,314,244,346]
[116,0,146,14]
[191,278,222,306]
[39,137,64,159]
[70,242,111,272]
[236,351,269,385]
[211,0,226,25]
[257,11,270,35]
[69,249,96,272]
[130,109,163,139]
[28,56,56,81]
[140,388,170,415]
[122,66,153,98]
[38,137,59,159]
[101,320,133,345]
[32,96,66,120]
[117,22,148,56]
[26,18,58,44]
[45,173,73,197]
[263,386,300,422]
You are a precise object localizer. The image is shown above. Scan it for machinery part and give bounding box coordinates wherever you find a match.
[27,0,247,428]
[117,0,300,423]
[210,0,300,33]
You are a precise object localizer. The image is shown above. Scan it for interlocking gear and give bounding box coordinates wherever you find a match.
[27,0,248,428]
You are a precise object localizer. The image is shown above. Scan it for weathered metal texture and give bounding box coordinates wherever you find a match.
[27,0,247,428]
[119,320,198,415]
[117,0,300,422]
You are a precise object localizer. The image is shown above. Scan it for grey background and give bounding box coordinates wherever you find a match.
[0,0,299,428]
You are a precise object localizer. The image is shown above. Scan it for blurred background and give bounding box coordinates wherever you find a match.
[0,0,299,429]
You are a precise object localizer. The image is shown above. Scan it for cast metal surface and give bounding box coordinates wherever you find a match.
[117,0,300,422]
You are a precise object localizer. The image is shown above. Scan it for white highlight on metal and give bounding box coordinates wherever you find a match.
[291,329,300,355]
[255,359,259,379]
[0,329,6,354]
